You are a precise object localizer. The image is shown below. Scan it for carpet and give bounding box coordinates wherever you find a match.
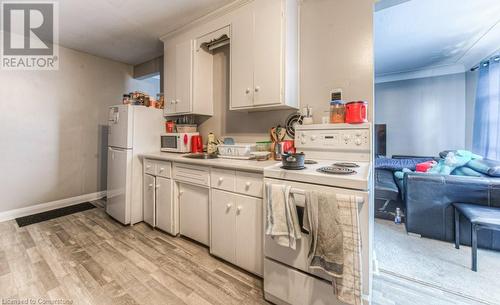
[15,202,96,227]
[374,219,500,304]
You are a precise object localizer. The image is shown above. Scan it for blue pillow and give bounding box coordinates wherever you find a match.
[451,167,486,177]
[466,159,500,177]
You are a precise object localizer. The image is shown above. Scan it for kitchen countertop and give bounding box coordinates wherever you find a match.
[141,152,280,173]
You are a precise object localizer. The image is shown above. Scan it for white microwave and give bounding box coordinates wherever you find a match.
[160,133,199,153]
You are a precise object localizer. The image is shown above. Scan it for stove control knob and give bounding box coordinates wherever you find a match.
[310,135,317,141]
[355,139,362,146]
[301,139,306,144]
[343,135,350,141]
[300,132,306,138]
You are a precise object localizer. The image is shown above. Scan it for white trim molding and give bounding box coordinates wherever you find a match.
[0,191,106,223]
[159,0,251,41]
[375,64,465,84]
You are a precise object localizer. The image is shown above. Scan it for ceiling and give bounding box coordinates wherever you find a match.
[58,0,233,65]
[375,0,500,78]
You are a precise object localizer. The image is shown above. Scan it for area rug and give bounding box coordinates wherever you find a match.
[15,202,96,227]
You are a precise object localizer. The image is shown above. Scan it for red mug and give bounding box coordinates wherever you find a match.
[345,101,367,124]
[166,121,175,133]
[191,135,203,153]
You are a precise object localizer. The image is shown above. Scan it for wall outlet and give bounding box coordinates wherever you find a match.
[331,88,342,101]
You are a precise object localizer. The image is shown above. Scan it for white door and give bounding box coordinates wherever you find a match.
[235,194,263,275]
[175,40,193,114]
[211,189,236,263]
[230,3,255,109]
[164,44,177,115]
[106,147,132,224]
[179,183,209,245]
[108,105,133,149]
[253,0,282,106]
[156,177,173,234]
[143,174,155,227]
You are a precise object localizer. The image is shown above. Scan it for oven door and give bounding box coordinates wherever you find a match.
[160,134,179,152]
[263,178,368,283]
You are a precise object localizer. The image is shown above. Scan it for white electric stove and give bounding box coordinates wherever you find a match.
[263,123,372,305]
[264,159,370,190]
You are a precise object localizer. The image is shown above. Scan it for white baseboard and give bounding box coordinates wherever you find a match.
[0,191,107,223]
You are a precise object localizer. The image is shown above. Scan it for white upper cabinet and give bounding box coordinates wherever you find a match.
[162,0,298,114]
[230,3,255,109]
[163,39,213,116]
[175,40,193,114]
[231,0,299,111]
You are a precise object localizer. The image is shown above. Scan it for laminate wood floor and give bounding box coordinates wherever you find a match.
[0,201,268,305]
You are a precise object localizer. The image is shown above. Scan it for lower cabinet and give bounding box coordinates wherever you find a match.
[179,183,210,246]
[144,174,156,227]
[143,159,176,235]
[155,176,173,233]
[211,189,263,276]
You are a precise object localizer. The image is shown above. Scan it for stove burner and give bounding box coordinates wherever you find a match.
[304,160,318,164]
[317,166,357,175]
[281,166,306,170]
[333,162,359,168]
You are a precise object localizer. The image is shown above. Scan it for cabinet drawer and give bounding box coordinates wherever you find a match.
[235,171,263,198]
[173,163,210,186]
[144,159,156,175]
[155,161,172,178]
[211,168,236,192]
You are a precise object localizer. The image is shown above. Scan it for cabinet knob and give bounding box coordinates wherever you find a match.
[176,99,180,104]
[254,86,260,92]
[218,177,224,183]
[148,184,153,189]
[245,182,251,189]
[245,88,250,94]
[237,206,242,214]
[159,167,165,172]
[146,165,151,169]
[155,184,160,189]
[226,203,232,209]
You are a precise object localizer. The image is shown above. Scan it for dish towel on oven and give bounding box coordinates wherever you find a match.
[265,183,302,250]
[303,191,362,305]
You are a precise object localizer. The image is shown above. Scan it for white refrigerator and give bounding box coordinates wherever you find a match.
[106,105,164,225]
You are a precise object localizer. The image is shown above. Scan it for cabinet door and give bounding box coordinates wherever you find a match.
[230,3,255,109]
[143,174,155,227]
[175,40,193,114]
[179,183,209,245]
[164,44,177,115]
[253,0,282,106]
[156,177,173,234]
[235,194,263,275]
[211,190,236,263]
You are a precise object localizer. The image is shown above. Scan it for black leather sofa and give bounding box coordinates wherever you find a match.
[375,169,403,221]
[404,172,500,250]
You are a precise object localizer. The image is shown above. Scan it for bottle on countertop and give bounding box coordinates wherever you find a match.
[207,132,218,154]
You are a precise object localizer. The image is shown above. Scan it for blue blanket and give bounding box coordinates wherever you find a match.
[375,157,434,171]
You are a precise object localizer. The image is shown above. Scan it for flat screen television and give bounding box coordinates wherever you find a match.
[375,124,386,157]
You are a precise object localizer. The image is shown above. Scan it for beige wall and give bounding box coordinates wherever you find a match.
[0,46,153,213]
[195,0,374,143]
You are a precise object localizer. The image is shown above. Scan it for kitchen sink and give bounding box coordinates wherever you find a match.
[183,153,218,159]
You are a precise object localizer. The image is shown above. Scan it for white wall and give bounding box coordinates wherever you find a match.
[0,46,154,213]
[375,73,466,157]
